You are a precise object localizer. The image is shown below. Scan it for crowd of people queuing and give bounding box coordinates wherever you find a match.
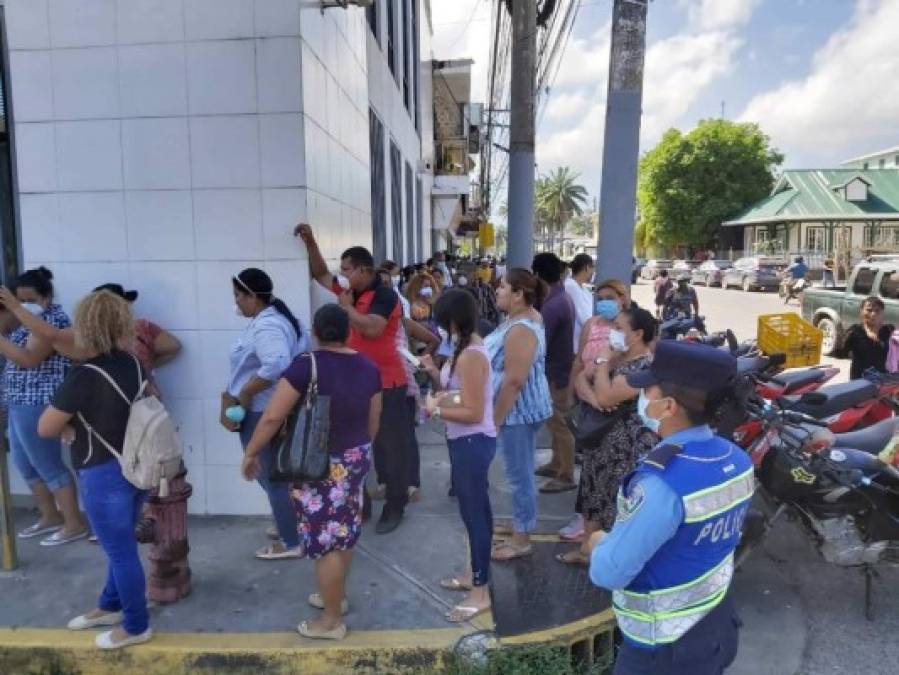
[2,221,781,671]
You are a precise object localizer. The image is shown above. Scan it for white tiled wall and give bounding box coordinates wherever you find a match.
[6,0,428,514]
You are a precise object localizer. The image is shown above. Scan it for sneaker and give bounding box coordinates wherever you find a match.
[17,522,62,540]
[375,508,403,535]
[559,514,585,541]
[95,628,153,650]
[40,529,90,547]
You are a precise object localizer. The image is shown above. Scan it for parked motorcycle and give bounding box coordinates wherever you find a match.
[737,395,899,619]
[659,312,708,340]
[779,277,807,305]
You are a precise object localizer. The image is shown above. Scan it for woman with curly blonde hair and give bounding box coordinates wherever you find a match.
[405,272,441,331]
[38,291,153,650]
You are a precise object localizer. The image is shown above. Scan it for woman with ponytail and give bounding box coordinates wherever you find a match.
[418,290,496,623]
[224,268,309,560]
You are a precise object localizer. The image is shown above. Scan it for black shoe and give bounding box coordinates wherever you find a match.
[375,508,403,535]
[362,490,372,522]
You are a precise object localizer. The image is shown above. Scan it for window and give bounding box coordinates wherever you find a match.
[387,0,397,81]
[369,109,387,263]
[402,0,411,112]
[853,267,876,295]
[879,158,886,169]
[411,0,421,131]
[895,154,899,167]
[0,9,20,283]
[366,1,379,44]
[405,162,414,265]
[416,176,423,260]
[864,225,899,250]
[805,227,826,253]
[880,271,899,299]
[389,141,403,263]
[863,162,870,169]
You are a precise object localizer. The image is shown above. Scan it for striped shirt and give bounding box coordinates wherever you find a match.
[484,317,552,426]
[4,304,72,406]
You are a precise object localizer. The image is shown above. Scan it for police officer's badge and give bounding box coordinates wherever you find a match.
[617,484,646,521]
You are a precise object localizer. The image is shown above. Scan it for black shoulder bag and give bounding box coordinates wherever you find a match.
[269,353,331,482]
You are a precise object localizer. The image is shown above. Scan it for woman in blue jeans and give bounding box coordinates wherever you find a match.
[222,269,309,560]
[420,290,497,622]
[0,266,87,546]
[38,290,152,650]
[484,269,553,561]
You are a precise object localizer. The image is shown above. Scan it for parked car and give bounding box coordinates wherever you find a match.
[692,260,734,287]
[723,256,782,292]
[671,260,697,276]
[640,259,673,280]
[802,257,899,355]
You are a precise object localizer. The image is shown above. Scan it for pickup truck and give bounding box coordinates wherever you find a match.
[801,258,899,355]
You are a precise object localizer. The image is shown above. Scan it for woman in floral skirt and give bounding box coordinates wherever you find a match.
[242,304,382,641]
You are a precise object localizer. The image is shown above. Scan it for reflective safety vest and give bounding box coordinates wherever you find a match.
[613,437,754,648]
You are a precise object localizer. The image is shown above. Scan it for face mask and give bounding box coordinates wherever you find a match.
[595,299,619,321]
[420,286,434,298]
[22,302,44,317]
[234,303,245,318]
[392,275,401,288]
[638,389,663,434]
[336,274,351,291]
[608,329,628,352]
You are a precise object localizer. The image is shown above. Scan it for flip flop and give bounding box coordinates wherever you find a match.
[555,550,589,567]
[491,542,534,562]
[445,604,491,624]
[439,577,472,592]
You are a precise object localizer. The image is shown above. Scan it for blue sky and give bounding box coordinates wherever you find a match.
[431,0,899,210]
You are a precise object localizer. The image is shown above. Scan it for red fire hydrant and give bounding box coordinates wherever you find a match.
[135,466,192,603]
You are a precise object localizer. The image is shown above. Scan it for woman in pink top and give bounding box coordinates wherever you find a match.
[420,290,496,624]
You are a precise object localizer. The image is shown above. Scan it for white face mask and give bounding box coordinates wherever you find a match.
[392,275,401,288]
[336,274,351,291]
[609,329,629,352]
[420,286,434,298]
[22,302,45,317]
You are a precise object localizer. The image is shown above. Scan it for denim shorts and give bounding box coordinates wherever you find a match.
[8,403,73,491]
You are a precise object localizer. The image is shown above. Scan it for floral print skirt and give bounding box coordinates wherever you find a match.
[290,444,371,560]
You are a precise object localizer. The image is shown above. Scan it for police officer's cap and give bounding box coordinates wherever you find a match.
[626,341,737,392]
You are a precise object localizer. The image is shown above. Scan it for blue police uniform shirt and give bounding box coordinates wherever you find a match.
[589,424,714,590]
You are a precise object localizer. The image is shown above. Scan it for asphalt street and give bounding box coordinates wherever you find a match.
[631,279,898,675]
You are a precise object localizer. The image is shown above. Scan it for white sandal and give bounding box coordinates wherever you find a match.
[95,628,153,650]
[40,529,90,547]
[17,522,62,540]
[255,544,305,560]
[68,611,123,631]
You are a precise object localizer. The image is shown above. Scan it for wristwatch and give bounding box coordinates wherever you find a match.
[594,357,609,366]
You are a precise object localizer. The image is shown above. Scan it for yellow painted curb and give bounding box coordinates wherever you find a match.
[0,609,615,674]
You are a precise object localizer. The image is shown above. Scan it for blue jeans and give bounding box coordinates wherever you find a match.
[8,403,73,491]
[448,433,497,587]
[240,411,300,549]
[77,459,148,635]
[499,423,541,534]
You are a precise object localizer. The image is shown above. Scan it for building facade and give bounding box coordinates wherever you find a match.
[0,0,434,514]
[842,144,899,171]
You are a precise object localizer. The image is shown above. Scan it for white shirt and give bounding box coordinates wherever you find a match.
[564,277,594,352]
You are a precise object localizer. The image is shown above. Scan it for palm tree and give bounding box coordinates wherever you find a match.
[537,167,588,254]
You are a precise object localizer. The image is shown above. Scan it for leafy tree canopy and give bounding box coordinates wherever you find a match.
[637,119,783,250]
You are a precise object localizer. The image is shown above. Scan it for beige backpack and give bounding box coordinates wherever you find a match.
[77,356,183,496]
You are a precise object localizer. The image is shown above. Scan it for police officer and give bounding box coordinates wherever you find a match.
[587,340,753,675]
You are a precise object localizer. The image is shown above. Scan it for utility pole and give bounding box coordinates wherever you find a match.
[595,0,648,284]
[507,0,537,269]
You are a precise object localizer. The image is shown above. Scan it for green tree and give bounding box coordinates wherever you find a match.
[637,119,783,251]
[536,167,589,253]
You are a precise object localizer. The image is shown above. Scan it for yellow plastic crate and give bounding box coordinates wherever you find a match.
[757,313,823,368]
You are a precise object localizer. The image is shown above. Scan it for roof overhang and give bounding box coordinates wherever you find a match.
[723,214,899,226]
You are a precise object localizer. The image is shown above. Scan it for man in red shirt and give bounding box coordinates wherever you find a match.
[296,224,412,534]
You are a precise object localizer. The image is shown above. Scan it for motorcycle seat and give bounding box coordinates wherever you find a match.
[785,380,879,419]
[832,417,899,455]
[770,368,827,393]
[737,355,769,375]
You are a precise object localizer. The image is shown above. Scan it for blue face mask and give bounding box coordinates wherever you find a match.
[595,299,620,321]
[638,389,664,434]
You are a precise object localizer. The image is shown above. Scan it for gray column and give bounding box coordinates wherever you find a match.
[595,0,648,284]
[507,0,537,269]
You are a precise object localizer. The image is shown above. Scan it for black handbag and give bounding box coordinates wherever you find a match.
[566,400,631,447]
[269,353,331,482]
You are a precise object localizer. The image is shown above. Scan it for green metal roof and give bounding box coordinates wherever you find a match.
[723,169,899,226]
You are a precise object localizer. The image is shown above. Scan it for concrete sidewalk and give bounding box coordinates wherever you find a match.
[4,421,890,674]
